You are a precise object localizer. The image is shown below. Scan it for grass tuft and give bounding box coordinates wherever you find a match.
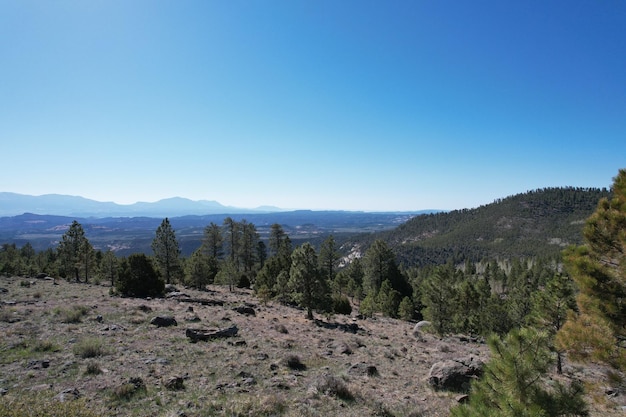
[0,392,100,417]
[73,337,107,359]
[55,305,91,324]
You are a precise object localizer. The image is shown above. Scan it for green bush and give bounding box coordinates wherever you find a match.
[332,295,352,315]
[55,305,90,323]
[73,337,107,359]
[115,254,164,298]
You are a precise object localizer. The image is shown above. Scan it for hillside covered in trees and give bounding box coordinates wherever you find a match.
[343,187,611,267]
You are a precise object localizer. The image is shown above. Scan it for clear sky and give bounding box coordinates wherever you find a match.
[1,1,625,211]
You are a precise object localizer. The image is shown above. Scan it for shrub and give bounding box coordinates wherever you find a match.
[84,360,102,375]
[111,377,146,402]
[285,355,306,371]
[73,337,106,358]
[332,295,352,315]
[115,254,164,298]
[314,374,354,401]
[55,305,90,323]
[32,339,59,353]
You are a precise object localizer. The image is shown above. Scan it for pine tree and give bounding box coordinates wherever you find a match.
[116,253,164,298]
[57,220,92,282]
[421,265,458,336]
[151,218,181,284]
[289,242,329,320]
[101,250,119,287]
[556,169,626,369]
[530,273,577,374]
[451,328,588,417]
[184,248,218,290]
[319,235,340,284]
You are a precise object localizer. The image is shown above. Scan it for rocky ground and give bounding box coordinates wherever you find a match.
[0,275,623,416]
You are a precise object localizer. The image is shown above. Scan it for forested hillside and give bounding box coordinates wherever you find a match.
[343,187,611,267]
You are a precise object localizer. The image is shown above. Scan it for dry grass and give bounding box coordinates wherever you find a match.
[0,275,623,417]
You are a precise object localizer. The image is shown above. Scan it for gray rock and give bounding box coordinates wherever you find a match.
[165,376,185,391]
[428,356,483,392]
[347,362,378,377]
[232,306,256,316]
[56,387,80,402]
[150,316,178,327]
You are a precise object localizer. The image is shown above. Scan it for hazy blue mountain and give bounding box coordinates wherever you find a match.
[0,192,284,217]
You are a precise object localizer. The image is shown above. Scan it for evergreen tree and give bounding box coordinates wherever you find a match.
[223,217,239,265]
[319,235,340,284]
[268,223,287,257]
[377,279,401,317]
[398,296,415,321]
[530,273,577,374]
[238,220,259,278]
[215,259,238,292]
[289,242,329,320]
[116,253,164,298]
[57,220,91,282]
[184,248,218,290]
[345,257,365,301]
[101,250,119,287]
[363,239,394,295]
[201,222,223,259]
[151,218,181,284]
[363,239,409,298]
[421,265,458,336]
[451,328,587,417]
[557,169,626,369]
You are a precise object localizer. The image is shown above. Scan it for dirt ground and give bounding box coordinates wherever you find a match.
[0,275,623,416]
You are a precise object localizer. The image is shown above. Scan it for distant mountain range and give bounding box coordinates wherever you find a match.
[0,192,285,217]
[0,192,436,255]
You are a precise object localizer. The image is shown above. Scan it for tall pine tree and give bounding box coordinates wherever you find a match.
[557,169,626,369]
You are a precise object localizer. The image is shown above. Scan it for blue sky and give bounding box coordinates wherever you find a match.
[1,1,625,211]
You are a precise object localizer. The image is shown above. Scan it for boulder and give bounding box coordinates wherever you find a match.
[164,284,178,293]
[150,316,177,327]
[232,305,256,316]
[164,376,185,391]
[55,387,81,402]
[427,356,483,392]
[347,362,378,377]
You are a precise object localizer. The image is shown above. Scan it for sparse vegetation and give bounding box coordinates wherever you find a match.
[73,337,107,358]
[0,392,101,417]
[55,304,90,323]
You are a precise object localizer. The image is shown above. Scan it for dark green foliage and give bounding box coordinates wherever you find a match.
[319,235,340,283]
[451,328,588,417]
[347,187,610,268]
[289,242,330,319]
[557,169,626,369]
[530,273,577,373]
[398,296,415,320]
[115,253,164,298]
[377,279,401,317]
[57,220,94,282]
[151,218,181,284]
[184,248,218,289]
[421,265,458,335]
[332,294,352,315]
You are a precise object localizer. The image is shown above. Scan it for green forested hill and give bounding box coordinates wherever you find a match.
[344,187,611,267]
